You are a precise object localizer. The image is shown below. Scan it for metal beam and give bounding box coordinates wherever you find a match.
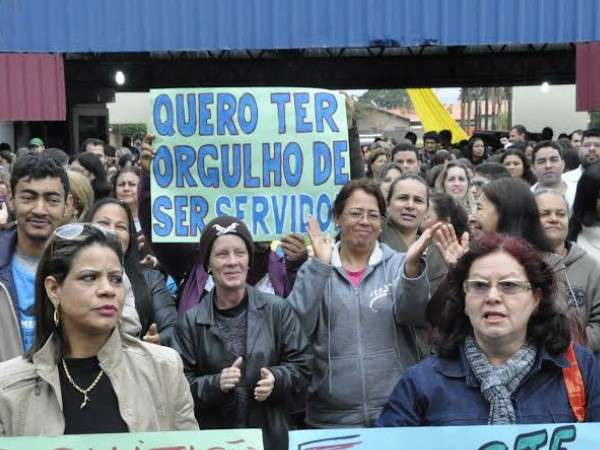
[64,47,575,91]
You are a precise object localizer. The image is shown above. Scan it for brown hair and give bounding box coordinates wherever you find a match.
[435,234,570,357]
[332,179,386,220]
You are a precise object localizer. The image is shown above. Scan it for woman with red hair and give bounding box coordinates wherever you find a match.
[378,234,600,426]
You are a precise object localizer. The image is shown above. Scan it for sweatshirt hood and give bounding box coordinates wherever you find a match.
[330,241,397,269]
[543,251,567,274]
[562,242,587,267]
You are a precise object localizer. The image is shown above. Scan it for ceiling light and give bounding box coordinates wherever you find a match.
[115,70,126,86]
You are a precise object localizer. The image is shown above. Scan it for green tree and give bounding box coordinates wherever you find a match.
[358,89,412,109]
[111,123,147,137]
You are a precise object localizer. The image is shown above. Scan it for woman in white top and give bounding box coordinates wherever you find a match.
[568,163,600,262]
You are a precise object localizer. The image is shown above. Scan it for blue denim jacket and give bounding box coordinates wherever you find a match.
[377,344,600,426]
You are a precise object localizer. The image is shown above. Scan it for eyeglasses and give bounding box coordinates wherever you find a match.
[463,279,532,297]
[342,209,382,223]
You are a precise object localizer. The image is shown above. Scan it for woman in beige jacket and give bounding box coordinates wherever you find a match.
[0,223,198,436]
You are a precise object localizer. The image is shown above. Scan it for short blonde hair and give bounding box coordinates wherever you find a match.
[66,169,94,221]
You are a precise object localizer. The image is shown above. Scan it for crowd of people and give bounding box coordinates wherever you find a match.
[1,121,600,447]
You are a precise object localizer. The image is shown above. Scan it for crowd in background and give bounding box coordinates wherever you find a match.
[1,112,600,448]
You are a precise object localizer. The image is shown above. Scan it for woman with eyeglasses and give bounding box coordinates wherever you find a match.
[378,234,600,427]
[434,177,586,345]
[86,198,177,346]
[0,224,198,436]
[288,178,441,428]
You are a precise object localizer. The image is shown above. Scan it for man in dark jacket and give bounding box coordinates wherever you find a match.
[0,153,68,361]
[173,216,311,450]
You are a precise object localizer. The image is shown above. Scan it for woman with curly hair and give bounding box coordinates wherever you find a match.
[464,137,488,166]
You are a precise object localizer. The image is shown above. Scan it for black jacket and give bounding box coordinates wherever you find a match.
[141,267,177,346]
[173,286,311,450]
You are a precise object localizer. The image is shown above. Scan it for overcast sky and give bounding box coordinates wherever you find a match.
[108,88,463,124]
[348,87,460,103]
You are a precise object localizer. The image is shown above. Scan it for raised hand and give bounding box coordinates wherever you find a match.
[139,134,156,175]
[219,356,243,393]
[306,216,333,265]
[405,222,443,278]
[0,201,8,226]
[142,323,160,345]
[342,91,357,130]
[140,254,159,268]
[434,223,470,269]
[281,233,308,261]
[254,368,275,402]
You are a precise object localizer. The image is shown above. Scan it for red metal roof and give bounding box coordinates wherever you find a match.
[0,53,66,121]
[576,43,600,112]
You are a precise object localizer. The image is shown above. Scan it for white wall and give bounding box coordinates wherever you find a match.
[107,92,150,124]
[512,85,589,134]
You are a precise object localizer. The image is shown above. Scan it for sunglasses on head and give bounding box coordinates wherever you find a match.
[50,223,118,256]
[54,222,110,240]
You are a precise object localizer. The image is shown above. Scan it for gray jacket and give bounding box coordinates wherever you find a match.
[0,329,198,436]
[559,243,600,355]
[0,281,22,363]
[288,242,429,428]
[544,251,590,346]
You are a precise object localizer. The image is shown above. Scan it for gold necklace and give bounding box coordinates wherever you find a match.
[61,359,104,409]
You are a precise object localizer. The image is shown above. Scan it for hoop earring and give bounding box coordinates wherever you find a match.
[53,305,60,327]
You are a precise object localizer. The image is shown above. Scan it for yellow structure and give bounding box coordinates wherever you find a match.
[407,88,469,143]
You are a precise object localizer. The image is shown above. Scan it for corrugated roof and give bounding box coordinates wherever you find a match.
[0,54,66,121]
[1,0,599,53]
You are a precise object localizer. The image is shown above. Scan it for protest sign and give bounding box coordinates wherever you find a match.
[289,423,590,449]
[149,87,350,242]
[0,428,263,450]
